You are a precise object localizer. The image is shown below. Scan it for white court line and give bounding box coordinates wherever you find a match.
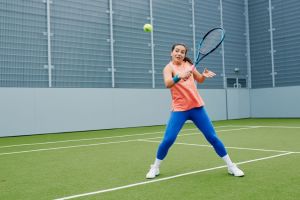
[0,127,257,156]
[0,128,198,149]
[238,125,300,129]
[139,139,300,154]
[211,125,300,129]
[0,125,240,149]
[136,126,261,141]
[1,125,299,149]
[54,152,294,200]
[0,140,137,156]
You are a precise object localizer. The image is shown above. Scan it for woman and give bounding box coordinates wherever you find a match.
[146,43,244,179]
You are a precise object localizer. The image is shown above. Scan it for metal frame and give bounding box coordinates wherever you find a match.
[149,0,155,88]
[41,0,252,90]
[219,0,229,119]
[191,0,196,61]
[244,0,252,89]
[109,0,115,88]
[44,0,53,88]
[268,0,276,87]
[219,0,226,89]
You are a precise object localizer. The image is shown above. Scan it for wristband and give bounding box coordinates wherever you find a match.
[172,74,181,83]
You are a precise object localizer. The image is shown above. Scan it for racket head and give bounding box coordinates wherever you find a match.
[194,28,225,65]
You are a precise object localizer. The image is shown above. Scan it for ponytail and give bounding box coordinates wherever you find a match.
[183,57,193,65]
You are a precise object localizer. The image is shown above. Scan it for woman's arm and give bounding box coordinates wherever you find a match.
[163,64,192,88]
[163,65,175,88]
[192,68,216,83]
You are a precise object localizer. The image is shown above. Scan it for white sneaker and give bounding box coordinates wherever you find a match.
[228,164,244,177]
[146,165,160,179]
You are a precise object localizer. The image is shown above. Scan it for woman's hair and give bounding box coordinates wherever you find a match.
[171,43,193,65]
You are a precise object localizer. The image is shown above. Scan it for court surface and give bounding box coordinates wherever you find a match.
[1,118,299,200]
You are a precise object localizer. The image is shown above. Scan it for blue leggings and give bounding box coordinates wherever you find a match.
[156,107,227,160]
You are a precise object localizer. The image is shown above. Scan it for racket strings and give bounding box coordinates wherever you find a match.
[199,30,224,55]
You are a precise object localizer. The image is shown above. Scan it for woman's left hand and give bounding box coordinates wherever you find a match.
[202,68,216,78]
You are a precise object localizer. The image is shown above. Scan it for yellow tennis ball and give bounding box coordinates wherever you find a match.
[143,23,153,32]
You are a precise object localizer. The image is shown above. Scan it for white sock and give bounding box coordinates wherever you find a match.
[153,158,162,168]
[222,154,234,167]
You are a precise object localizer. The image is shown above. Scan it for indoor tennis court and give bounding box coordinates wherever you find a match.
[1,0,300,200]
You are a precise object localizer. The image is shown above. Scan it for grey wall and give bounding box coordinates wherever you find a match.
[227,89,250,119]
[2,86,300,137]
[1,1,300,137]
[250,86,300,118]
[248,0,300,88]
[0,0,249,89]
[0,88,229,137]
[0,88,171,137]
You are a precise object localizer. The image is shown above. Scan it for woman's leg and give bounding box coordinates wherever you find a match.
[190,107,244,177]
[157,111,188,160]
[146,111,188,179]
[190,107,227,157]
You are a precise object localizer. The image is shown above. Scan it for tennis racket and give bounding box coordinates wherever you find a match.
[191,27,225,71]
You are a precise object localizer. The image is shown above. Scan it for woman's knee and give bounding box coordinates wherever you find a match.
[206,134,220,145]
[161,137,176,148]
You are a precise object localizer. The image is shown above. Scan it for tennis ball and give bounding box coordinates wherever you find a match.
[143,23,153,32]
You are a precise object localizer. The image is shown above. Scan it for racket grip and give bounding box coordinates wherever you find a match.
[191,65,195,71]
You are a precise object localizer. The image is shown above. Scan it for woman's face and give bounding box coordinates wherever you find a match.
[171,45,186,63]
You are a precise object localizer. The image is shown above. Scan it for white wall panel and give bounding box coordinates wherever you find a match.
[250,86,300,117]
[0,88,228,137]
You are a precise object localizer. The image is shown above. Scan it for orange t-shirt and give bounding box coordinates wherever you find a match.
[169,62,205,111]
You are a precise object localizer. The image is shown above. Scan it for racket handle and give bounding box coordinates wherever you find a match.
[191,65,196,71]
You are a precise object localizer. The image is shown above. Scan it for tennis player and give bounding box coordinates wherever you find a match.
[146,43,244,178]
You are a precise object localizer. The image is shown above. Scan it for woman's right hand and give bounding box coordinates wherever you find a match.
[179,70,193,81]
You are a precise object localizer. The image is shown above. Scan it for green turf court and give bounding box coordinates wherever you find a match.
[1,118,300,200]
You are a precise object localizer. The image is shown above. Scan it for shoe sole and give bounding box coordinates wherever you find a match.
[228,171,244,177]
[146,173,160,179]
